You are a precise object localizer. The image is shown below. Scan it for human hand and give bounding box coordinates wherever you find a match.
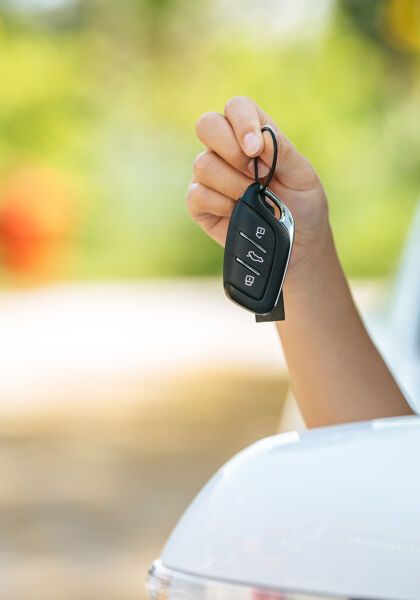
[187,96,332,289]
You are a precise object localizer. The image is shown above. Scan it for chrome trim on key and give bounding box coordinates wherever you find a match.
[236,257,260,276]
[239,231,267,253]
[262,187,295,314]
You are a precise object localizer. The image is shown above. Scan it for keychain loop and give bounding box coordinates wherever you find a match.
[254,125,278,192]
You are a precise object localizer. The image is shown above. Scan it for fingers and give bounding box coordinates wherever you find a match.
[192,149,252,200]
[224,96,264,157]
[186,182,231,246]
[186,182,235,219]
[222,96,319,191]
[193,95,320,223]
[196,111,269,178]
[188,148,256,247]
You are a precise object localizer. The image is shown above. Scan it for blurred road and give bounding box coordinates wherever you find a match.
[0,278,386,412]
[0,370,289,600]
[0,279,288,412]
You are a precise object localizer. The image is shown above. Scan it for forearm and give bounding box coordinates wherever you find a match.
[277,226,413,428]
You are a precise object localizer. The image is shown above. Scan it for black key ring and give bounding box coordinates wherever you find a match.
[253,125,278,192]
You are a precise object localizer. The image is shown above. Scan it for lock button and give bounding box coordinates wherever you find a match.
[232,204,276,255]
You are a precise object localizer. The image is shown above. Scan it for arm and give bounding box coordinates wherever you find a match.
[187,95,413,427]
[279,227,412,427]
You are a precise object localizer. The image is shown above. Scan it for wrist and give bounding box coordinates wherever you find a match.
[284,223,339,301]
[279,223,357,338]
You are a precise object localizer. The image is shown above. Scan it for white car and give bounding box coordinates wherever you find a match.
[147,205,420,600]
[148,417,420,600]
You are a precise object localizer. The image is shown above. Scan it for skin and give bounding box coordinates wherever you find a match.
[187,95,413,428]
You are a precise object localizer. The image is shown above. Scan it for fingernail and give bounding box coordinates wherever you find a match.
[243,132,261,156]
[247,159,269,177]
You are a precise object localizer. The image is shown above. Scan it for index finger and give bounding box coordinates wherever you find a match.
[224,96,319,191]
[224,96,264,157]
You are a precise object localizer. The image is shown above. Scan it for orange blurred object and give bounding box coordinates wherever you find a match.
[0,166,76,282]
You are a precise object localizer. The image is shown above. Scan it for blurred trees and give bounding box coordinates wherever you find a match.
[342,0,420,51]
[0,0,419,281]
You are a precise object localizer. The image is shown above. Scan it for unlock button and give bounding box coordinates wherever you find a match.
[226,259,266,300]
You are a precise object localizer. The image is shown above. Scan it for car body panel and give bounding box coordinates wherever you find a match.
[162,417,420,600]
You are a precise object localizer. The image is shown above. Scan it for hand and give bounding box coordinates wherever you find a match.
[187,96,331,288]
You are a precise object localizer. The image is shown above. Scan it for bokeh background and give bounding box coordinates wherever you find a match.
[0,1,419,599]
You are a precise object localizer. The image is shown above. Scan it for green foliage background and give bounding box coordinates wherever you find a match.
[0,0,419,279]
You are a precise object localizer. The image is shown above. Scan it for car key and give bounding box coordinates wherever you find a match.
[223,126,294,321]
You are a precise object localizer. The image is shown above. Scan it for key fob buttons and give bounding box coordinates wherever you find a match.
[223,203,275,300]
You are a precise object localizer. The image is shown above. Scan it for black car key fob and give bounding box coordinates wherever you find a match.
[223,126,294,321]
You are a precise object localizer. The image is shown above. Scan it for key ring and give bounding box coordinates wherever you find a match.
[253,125,278,192]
